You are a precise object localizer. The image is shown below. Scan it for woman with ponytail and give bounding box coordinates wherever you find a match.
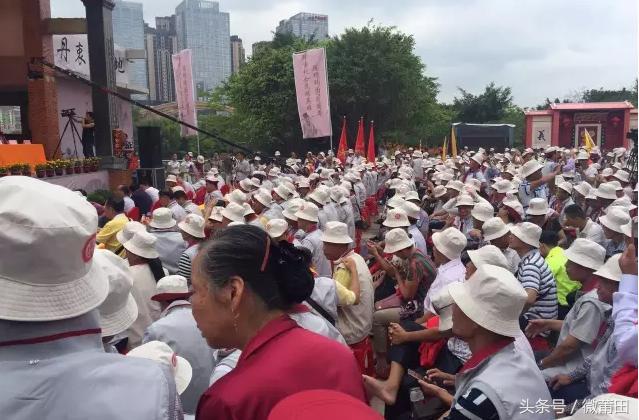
[192,225,365,419]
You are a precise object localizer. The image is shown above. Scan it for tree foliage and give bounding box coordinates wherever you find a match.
[452,82,514,123]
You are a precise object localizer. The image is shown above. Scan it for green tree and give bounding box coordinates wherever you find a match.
[452,82,514,123]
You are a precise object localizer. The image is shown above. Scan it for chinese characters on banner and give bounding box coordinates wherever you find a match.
[53,34,129,87]
[171,49,198,137]
[292,48,332,139]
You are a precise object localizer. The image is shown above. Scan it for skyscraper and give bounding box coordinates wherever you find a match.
[230,35,245,74]
[276,13,329,41]
[175,0,231,95]
[144,16,178,103]
[112,0,148,98]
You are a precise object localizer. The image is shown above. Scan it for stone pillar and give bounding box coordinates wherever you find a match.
[23,0,60,158]
[82,0,118,158]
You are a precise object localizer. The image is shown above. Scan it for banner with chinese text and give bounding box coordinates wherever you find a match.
[171,49,198,137]
[292,48,332,139]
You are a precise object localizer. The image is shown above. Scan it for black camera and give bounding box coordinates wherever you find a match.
[61,108,76,118]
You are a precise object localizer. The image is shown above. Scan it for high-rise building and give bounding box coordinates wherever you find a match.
[276,13,329,41]
[112,0,148,98]
[230,35,245,74]
[144,16,178,103]
[175,0,231,95]
[251,41,271,57]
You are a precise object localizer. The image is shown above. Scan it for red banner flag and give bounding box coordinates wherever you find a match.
[367,121,376,163]
[336,117,348,164]
[354,117,365,155]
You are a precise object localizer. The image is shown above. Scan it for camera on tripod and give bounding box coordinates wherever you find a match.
[61,108,77,118]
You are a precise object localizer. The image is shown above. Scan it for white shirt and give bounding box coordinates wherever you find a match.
[126,264,162,349]
[424,258,466,315]
[579,219,606,248]
[145,186,159,203]
[123,196,135,213]
[408,224,427,255]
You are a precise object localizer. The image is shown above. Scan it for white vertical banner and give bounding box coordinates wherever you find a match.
[172,49,198,137]
[292,48,332,139]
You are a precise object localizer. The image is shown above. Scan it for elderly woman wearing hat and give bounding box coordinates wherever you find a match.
[444,194,475,237]
[193,225,365,420]
[122,230,167,349]
[177,214,206,283]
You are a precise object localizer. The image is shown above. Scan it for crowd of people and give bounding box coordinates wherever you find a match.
[0,143,637,420]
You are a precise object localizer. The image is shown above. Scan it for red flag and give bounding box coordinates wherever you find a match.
[354,117,365,155]
[336,116,348,164]
[367,120,376,162]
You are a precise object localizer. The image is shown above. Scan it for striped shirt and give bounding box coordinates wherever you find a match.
[516,249,558,322]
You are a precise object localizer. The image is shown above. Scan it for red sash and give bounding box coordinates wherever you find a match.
[418,316,446,368]
[608,364,638,398]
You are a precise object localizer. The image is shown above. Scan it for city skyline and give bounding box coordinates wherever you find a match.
[51,0,637,106]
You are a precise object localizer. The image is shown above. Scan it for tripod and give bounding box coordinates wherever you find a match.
[53,109,83,158]
[625,129,638,185]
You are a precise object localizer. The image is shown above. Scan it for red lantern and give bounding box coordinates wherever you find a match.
[611,116,621,127]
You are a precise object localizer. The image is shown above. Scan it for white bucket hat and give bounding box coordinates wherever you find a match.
[432,185,447,199]
[467,245,510,271]
[594,183,618,200]
[431,289,454,331]
[116,220,146,244]
[404,191,420,202]
[383,208,410,228]
[599,207,631,234]
[253,188,273,208]
[221,203,246,223]
[402,201,421,220]
[127,341,192,395]
[308,187,330,206]
[249,177,261,188]
[577,150,590,160]
[526,198,550,216]
[165,174,178,183]
[265,219,288,239]
[471,153,484,165]
[455,194,475,208]
[556,181,573,194]
[95,249,138,337]
[151,275,191,302]
[329,186,347,204]
[448,265,527,337]
[502,198,524,219]
[573,181,592,197]
[282,198,304,221]
[383,228,414,254]
[446,180,464,192]
[295,201,319,223]
[520,160,543,178]
[613,170,630,183]
[208,206,224,222]
[177,214,206,238]
[321,221,352,244]
[171,186,185,194]
[593,254,623,282]
[123,230,160,259]
[273,184,293,201]
[205,174,222,183]
[564,238,605,270]
[471,202,494,222]
[609,180,623,191]
[601,167,614,178]
[432,227,467,260]
[482,217,510,241]
[510,222,542,248]
[150,207,177,230]
[0,177,110,321]
[387,195,406,209]
[621,217,638,239]
[493,179,514,194]
[239,178,256,192]
[224,189,248,205]
[242,202,255,216]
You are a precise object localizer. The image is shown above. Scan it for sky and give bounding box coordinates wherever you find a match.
[51,0,638,107]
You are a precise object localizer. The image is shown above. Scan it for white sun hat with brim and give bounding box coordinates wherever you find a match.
[386,195,406,209]
[329,186,347,204]
[165,174,178,183]
[253,188,273,208]
[482,217,510,241]
[151,275,191,302]
[116,220,146,245]
[242,203,255,216]
[171,186,185,193]
[383,228,414,254]
[402,201,422,220]
[432,185,447,199]
[208,206,224,222]
[127,341,192,395]
[439,172,454,182]
[510,222,542,248]
[522,148,534,157]
[221,202,246,223]
[295,201,320,223]
[431,288,454,331]
[149,207,177,230]
[320,221,352,244]
[520,160,543,178]
[573,181,592,197]
[224,189,247,205]
[383,208,410,228]
[467,245,510,271]
[471,153,484,165]
[592,254,623,283]
[455,194,475,207]
[564,238,606,270]
[404,191,420,202]
[95,249,138,337]
[600,207,631,234]
[123,230,159,259]
[446,180,464,192]
[609,180,623,192]
[556,181,573,194]
[432,227,467,260]
[526,198,551,216]
[576,150,590,160]
[471,202,494,223]
[601,168,614,178]
[621,217,638,239]
[176,213,205,238]
[448,265,527,338]
[502,197,525,219]
[265,219,288,239]
[238,178,256,192]
[282,198,304,221]
[594,183,618,200]
[308,188,330,206]
[613,169,630,184]
[467,178,482,191]
[493,179,514,194]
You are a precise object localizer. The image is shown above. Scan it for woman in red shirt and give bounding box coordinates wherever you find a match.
[192,225,366,419]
